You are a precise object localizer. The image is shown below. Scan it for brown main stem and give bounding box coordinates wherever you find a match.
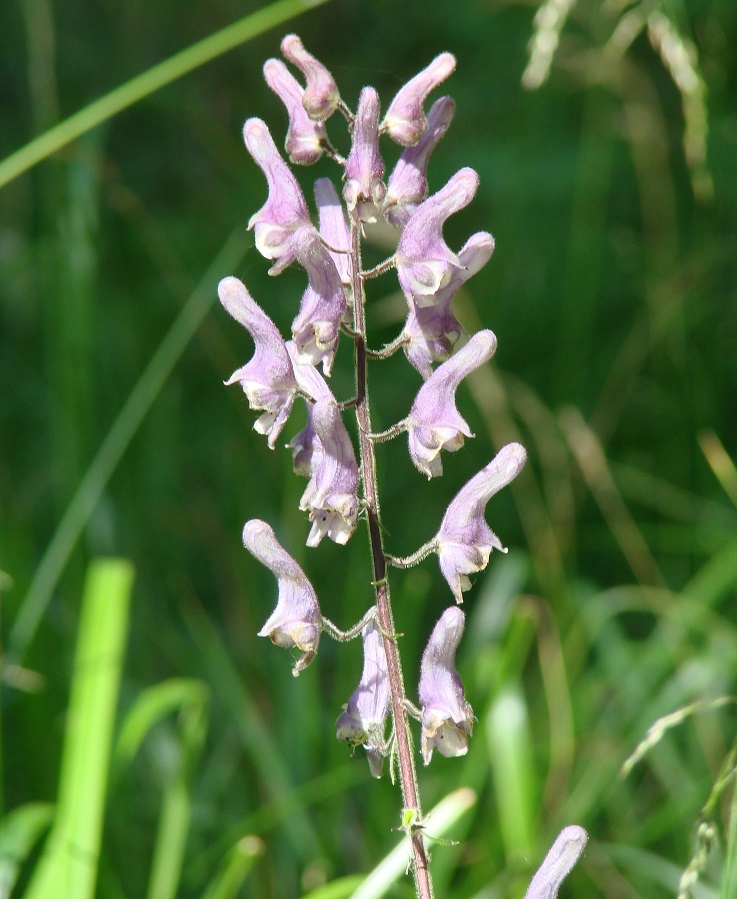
[350,221,434,899]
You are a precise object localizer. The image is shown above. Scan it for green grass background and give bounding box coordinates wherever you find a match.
[1,0,736,896]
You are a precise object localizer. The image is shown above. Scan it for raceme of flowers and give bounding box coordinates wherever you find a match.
[221,34,527,775]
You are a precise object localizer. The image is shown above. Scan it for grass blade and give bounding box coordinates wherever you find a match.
[0,803,54,898]
[22,558,134,899]
[199,836,265,899]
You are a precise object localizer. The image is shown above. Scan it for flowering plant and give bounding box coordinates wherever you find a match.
[220,34,585,898]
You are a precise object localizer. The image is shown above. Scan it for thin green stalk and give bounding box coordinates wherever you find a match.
[6,232,244,668]
[0,0,331,190]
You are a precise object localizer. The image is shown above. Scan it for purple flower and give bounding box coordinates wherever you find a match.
[315,178,352,294]
[524,826,588,899]
[243,118,313,273]
[435,443,527,602]
[263,58,327,165]
[343,87,386,223]
[407,329,497,478]
[418,606,473,764]
[336,619,390,778]
[382,53,456,146]
[242,519,322,676]
[383,96,456,228]
[402,231,495,379]
[395,168,479,301]
[298,398,359,546]
[280,34,340,122]
[291,225,347,374]
[219,276,298,448]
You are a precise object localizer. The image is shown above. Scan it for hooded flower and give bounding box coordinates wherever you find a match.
[402,231,495,378]
[395,168,479,301]
[435,442,527,602]
[343,87,386,223]
[524,826,588,899]
[299,398,359,546]
[242,519,322,675]
[407,329,497,478]
[280,34,340,122]
[291,225,347,374]
[383,96,456,228]
[263,58,327,165]
[336,619,390,778]
[244,118,313,273]
[418,606,473,764]
[219,276,298,447]
[382,52,456,146]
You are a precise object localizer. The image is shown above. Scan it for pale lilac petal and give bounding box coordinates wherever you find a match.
[343,87,386,223]
[286,340,333,402]
[384,96,455,227]
[408,330,497,477]
[395,168,479,300]
[402,231,495,378]
[436,443,527,602]
[243,519,322,675]
[281,34,340,122]
[263,58,326,165]
[315,178,352,294]
[336,620,390,777]
[418,606,473,764]
[291,226,347,374]
[243,118,312,273]
[299,398,359,546]
[284,340,335,474]
[524,826,588,899]
[219,276,297,448]
[383,53,456,146]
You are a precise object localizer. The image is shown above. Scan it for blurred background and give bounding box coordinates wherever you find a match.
[1,0,736,896]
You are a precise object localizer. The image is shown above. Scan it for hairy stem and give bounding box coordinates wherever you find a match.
[350,219,433,899]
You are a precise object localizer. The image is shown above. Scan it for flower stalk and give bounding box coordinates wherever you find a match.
[349,217,433,896]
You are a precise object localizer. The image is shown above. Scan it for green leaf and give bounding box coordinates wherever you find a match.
[0,803,54,898]
[23,558,134,899]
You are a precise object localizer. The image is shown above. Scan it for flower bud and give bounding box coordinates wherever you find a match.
[435,443,527,602]
[281,34,340,121]
[243,118,313,273]
[418,606,473,764]
[343,87,386,223]
[395,168,478,300]
[407,330,497,477]
[263,58,326,165]
[298,398,359,546]
[291,226,347,375]
[383,52,456,146]
[243,519,322,675]
[384,96,456,227]
[336,619,390,778]
[402,231,495,378]
[219,276,298,447]
[524,826,588,899]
